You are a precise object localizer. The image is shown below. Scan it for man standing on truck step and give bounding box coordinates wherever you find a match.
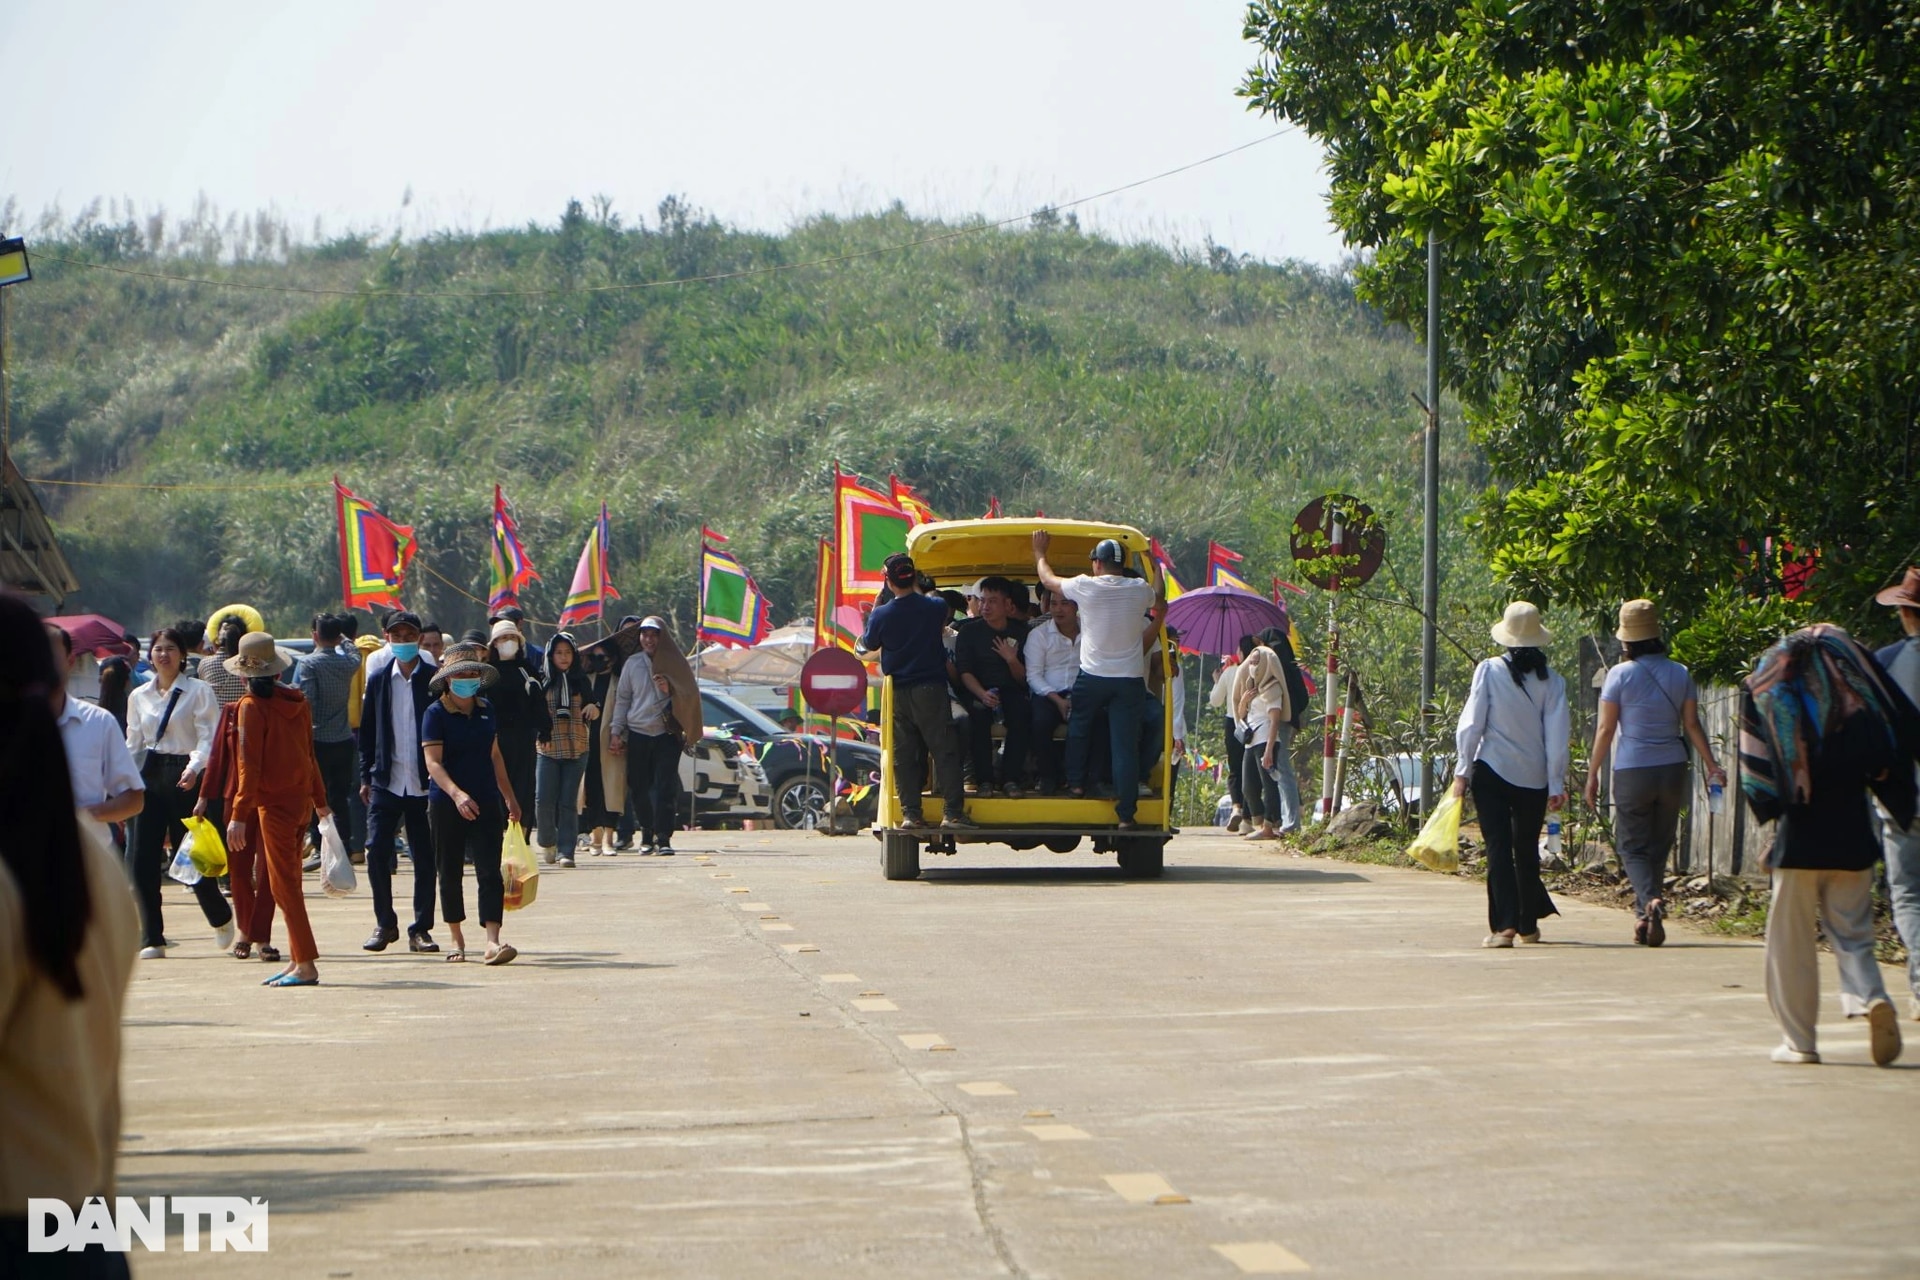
[859,554,975,830]
[1032,532,1162,831]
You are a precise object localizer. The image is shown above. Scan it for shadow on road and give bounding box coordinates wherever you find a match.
[918,864,1369,886]
[116,1164,561,1216]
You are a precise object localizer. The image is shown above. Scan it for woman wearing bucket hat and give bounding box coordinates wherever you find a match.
[224,633,331,987]
[421,643,523,964]
[1583,600,1726,947]
[1454,603,1571,947]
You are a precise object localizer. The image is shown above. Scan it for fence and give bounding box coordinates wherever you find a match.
[1673,685,1772,880]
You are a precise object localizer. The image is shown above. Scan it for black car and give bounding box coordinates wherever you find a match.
[700,688,883,830]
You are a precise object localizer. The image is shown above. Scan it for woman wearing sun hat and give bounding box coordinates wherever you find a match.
[1583,599,1726,946]
[1454,603,1571,947]
[421,643,523,965]
[223,633,331,987]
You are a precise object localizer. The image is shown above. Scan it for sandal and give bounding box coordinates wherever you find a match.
[257,946,281,963]
[446,948,466,963]
[484,943,518,966]
[231,941,254,960]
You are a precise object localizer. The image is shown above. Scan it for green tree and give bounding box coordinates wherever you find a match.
[1243,0,1920,679]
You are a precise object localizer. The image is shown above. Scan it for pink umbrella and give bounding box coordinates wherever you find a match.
[45,614,137,658]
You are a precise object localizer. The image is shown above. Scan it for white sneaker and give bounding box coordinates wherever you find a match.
[1482,933,1514,949]
[1770,1043,1820,1065]
[540,845,559,866]
[1868,998,1903,1066]
[1517,931,1542,944]
[138,945,166,960]
[214,922,236,952]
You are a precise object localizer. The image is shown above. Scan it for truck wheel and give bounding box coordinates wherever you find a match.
[772,775,829,830]
[1116,837,1165,879]
[882,832,921,881]
[1043,835,1081,854]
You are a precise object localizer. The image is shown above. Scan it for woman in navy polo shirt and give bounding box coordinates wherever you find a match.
[421,643,524,965]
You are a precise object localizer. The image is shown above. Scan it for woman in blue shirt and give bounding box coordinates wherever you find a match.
[421,644,523,965]
[1454,603,1571,947]
[1582,600,1726,946]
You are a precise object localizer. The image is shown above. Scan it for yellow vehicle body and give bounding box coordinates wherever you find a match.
[874,518,1174,879]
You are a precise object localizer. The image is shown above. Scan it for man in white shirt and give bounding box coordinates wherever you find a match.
[357,610,441,953]
[1023,590,1081,793]
[1032,533,1162,828]
[46,624,144,847]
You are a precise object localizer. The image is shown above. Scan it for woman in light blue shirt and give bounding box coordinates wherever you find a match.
[1582,600,1725,946]
[1454,603,1571,947]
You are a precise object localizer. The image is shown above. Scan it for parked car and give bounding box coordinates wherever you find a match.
[700,686,882,830]
[682,732,774,827]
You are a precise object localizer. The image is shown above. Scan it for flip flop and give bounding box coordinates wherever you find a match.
[262,972,319,987]
[446,949,466,963]
[484,943,517,966]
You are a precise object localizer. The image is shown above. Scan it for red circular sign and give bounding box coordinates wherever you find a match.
[1290,494,1386,591]
[799,647,869,717]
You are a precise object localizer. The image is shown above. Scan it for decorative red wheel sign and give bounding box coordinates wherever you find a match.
[1289,494,1386,591]
[799,647,869,718]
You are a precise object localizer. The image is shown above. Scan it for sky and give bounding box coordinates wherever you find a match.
[0,1,1345,265]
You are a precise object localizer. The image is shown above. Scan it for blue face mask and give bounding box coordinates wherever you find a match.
[449,678,483,699]
[390,642,420,663]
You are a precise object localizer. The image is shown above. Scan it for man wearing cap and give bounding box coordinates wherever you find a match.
[1032,533,1161,829]
[859,554,973,829]
[357,610,440,953]
[1875,568,1920,1019]
[608,617,685,853]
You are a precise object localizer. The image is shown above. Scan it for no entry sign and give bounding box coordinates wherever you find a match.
[799,647,868,717]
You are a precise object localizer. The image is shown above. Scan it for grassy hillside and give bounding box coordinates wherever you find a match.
[7,197,1499,742]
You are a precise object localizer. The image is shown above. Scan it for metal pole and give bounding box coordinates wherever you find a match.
[1419,227,1441,813]
[1320,593,1339,822]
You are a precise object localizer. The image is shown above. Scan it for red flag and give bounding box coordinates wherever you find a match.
[701,525,730,544]
[334,478,415,610]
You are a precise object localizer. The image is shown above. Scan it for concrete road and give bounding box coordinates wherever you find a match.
[117,831,1920,1278]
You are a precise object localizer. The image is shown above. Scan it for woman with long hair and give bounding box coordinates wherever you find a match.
[534,632,598,868]
[0,595,140,1267]
[1454,603,1571,947]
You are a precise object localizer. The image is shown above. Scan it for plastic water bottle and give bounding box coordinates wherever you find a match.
[1708,782,1725,815]
[1545,817,1563,856]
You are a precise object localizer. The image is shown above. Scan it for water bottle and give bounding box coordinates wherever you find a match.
[1708,782,1725,814]
[1545,816,1563,856]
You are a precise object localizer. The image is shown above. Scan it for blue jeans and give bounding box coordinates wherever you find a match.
[1880,812,1920,1002]
[1257,724,1302,833]
[536,753,588,854]
[1065,674,1147,820]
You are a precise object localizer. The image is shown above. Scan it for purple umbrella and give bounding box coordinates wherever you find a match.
[1163,585,1291,657]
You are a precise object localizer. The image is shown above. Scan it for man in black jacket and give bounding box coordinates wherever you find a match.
[357,611,440,953]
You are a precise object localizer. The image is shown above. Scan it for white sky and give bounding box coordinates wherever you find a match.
[0,0,1344,265]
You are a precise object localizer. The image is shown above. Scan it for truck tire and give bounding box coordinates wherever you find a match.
[1116,837,1165,879]
[882,832,921,881]
[1043,835,1081,854]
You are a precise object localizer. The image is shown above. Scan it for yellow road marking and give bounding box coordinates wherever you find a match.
[740,902,771,910]
[727,887,751,894]
[898,1033,947,1051]
[1212,1243,1311,1274]
[779,943,819,953]
[1103,1173,1178,1204]
[761,922,795,931]
[852,998,898,1012]
[958,1082,1016,1096]
[1022,1124,1091,1142]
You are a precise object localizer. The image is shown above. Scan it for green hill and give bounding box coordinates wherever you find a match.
[7,197,1495,737]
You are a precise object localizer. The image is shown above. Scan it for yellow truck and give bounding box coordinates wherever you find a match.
[873,518,1174,880]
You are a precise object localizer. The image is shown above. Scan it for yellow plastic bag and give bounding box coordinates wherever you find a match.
[180,813,228,878]
[501,824,539,911]
[1407,793,1462,873]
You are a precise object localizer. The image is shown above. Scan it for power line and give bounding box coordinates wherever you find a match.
[27,476,330,492]
[34,132,1292,301]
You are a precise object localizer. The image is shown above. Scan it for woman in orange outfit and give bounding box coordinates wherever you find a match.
[223,633,331,988]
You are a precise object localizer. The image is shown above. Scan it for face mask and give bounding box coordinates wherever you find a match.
[390,642,420,663]
[450,678,483,699]
[495,641,519,661]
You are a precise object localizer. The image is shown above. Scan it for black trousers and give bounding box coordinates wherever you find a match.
[127,753,231,948]
[311,738,362,853]
[1031,693,1070,788]
[498,729,538,840]
[431,793,504,926]
[1472,763,1559,934]
[893,680,966,817]
[967,688,1031,787]
[1225,721,1250,815]
[367,787,435,936]
[625,731,683,844]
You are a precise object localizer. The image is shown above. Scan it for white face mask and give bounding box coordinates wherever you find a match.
[495,641,519,661]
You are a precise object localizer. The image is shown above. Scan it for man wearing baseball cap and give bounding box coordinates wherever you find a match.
[859,554,973,829]
[1032,532,1162,829]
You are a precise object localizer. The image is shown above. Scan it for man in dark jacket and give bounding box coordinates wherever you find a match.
[1873,567,1920,1022]
[860,555,974,830]
[357,611,439,953]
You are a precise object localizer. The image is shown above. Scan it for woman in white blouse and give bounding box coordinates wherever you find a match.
[1235,636,1301,840]
[124,626,232,960]
[1453,603,1571,948]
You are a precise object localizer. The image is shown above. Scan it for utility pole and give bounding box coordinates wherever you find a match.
[1419,229,1441,813]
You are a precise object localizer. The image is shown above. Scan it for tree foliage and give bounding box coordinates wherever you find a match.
[1244,0,1920,678]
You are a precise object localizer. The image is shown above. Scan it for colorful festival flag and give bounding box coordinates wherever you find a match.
[558,503,619,628]
[834,468,911,601]
[890,476,938,527]
[814,536,862,653]
[982,496,1003,519]
[488,485,540,613]
[334,478,416,610]
[699,540,772,648]
[1149,538,1188,601]
[1207,540,1255,593]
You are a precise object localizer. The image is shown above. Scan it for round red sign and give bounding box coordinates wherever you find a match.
[799,647,869,717]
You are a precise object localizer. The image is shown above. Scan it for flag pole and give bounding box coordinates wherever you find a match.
[691,526,704,834]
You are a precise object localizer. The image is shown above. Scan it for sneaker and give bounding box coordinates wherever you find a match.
[656,843,675,856]
[1771,1043,1820,1065]
[1645,899,1667,947]
[348,851,366,866]
[214,921,236,952]
[639,842,656,856]
[138,945,166,960]
[612,836,634,851]
[1482,933,1514,949]
[1227,812,1245,834]
[302,853,322,873]
[1002,782,1025,799]
[942,810,979,829]
[1517,931,1542,944]
[541,846,559,866]
[559,855,576,868]
[899,816,929,831]
[1868,998,1903,1066]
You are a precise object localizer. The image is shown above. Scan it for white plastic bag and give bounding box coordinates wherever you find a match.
[168,837,203,885]
[319,813,357,897]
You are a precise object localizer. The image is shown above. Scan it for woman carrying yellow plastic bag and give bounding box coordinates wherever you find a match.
[1407,794,1462,873]
[180,812,229,877]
